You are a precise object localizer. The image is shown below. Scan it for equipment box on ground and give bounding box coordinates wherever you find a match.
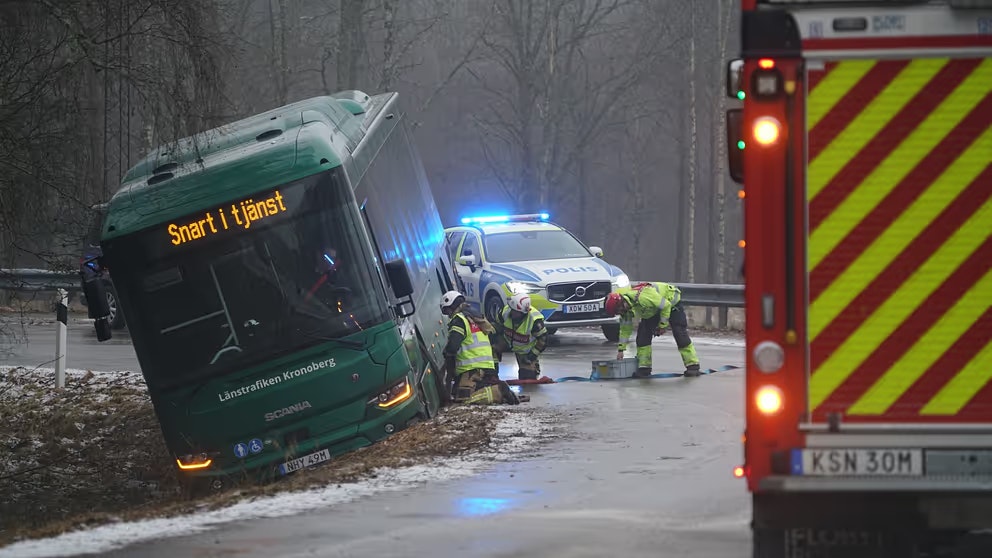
[591,358,638,379]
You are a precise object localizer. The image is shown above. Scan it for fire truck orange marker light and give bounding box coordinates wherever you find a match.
[755,385,784,415]
[758,58,775,69]
[738,190,745,199]
[733,466,745,478]
[738,240,746,248]
[785,330,798,345]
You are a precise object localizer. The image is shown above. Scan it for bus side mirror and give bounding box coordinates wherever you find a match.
[727,59,744,100]
[726,108,744,184]
[81,276,113,341]
[385,259,416,318]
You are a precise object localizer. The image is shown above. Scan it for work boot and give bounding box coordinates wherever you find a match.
[518,368,539,381]
[684,364,702,377]
[633,367,652,378]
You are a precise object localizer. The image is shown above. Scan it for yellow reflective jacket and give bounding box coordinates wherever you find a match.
[617,282,682,349]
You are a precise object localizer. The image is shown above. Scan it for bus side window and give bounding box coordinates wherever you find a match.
[359,204,389,292]
[437,257,454,292]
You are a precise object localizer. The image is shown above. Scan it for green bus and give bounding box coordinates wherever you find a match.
[90,90,457,491]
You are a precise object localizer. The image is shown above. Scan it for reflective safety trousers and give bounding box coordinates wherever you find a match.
[617,282,682,347]
[499,307,548,354]
[450,312,496,374]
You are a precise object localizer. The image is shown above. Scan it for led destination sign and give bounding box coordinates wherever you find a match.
[167,190,288,246]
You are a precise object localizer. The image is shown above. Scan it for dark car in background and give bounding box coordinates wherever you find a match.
[79,203,126,330]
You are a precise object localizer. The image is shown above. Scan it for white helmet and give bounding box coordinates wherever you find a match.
[440,290,465,311]
[507,293,531,313]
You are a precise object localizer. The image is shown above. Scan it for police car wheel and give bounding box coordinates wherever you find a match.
[484,293,503,323]
[601,324,620,342]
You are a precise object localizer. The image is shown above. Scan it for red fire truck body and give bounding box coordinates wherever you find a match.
[727,1,992,556]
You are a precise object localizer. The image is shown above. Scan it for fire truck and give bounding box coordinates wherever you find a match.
[724,0,992,556]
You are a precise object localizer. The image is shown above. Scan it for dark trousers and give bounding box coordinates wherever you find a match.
[636,303,693,350]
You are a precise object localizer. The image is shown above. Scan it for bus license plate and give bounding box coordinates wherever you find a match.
[278,448,331,475]
[797,448,923,476]
[564,303,600,314]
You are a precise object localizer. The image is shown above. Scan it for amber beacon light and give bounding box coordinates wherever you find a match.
[752,116,782,146]
[755,385,784,415]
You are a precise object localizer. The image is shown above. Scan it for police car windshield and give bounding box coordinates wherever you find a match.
[484,230,591,263]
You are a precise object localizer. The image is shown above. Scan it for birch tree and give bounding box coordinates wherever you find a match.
[674,0,697,283]
[706,0,736,325]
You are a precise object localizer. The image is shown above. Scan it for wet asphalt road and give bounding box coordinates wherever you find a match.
[1,315,140,372]
[2,316,750,557]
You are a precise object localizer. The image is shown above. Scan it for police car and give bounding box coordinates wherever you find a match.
[444,213,629,341]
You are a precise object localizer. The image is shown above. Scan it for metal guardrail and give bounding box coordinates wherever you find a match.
[672,282,744,308]
[0,269,81,292]
[1,270,747,308]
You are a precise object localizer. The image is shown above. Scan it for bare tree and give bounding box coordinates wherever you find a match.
[0,0,229,271]
[705,0,736,325]
[470,0,680,214]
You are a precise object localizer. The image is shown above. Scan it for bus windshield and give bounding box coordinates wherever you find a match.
[483,230,591,263]
[104,168,389,388]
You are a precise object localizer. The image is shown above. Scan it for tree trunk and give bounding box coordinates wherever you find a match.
[337,0,366,90]
[707,0,732,326]
[379,0,396,90]
[268,0,289,105]
[686,1,697,283]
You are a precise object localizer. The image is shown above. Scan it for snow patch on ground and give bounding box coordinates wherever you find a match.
[0,398,562,558]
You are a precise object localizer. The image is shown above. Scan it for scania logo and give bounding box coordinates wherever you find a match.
[264,400,312,422]
[574,285,586,297]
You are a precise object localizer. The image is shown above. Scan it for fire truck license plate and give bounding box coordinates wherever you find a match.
[798,448,923,476]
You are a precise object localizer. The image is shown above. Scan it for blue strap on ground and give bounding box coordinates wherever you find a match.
[554,364,740,383]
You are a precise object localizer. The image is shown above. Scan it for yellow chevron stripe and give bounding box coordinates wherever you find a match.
[809,197,992,409]
[809,58,947,201]
[921,338,992,415]
[808,60,992,274]
[847,267,992,414]
[807,60,875,131]
[809,126,992,340]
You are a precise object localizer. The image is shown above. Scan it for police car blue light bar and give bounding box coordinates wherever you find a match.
[460,213,550,225]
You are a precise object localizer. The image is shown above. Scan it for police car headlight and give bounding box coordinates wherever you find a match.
[612,274,630,288]
[506,281,540,294]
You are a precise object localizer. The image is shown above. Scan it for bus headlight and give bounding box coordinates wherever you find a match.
[371,378,413,409]
[176,453,213,470]
[753,341,784,373]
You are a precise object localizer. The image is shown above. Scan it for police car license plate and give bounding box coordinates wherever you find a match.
[564,303,600,314]
[795,448,923,476]
[278,448,331,475]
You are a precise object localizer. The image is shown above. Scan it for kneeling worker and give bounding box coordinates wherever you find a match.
[493,293,549,380]
[604,282,701,378]
[440,290,519,405]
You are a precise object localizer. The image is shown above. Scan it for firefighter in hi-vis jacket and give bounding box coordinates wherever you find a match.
[440,290,519,405]
[604,282,701,378]
[492,293,549,381]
